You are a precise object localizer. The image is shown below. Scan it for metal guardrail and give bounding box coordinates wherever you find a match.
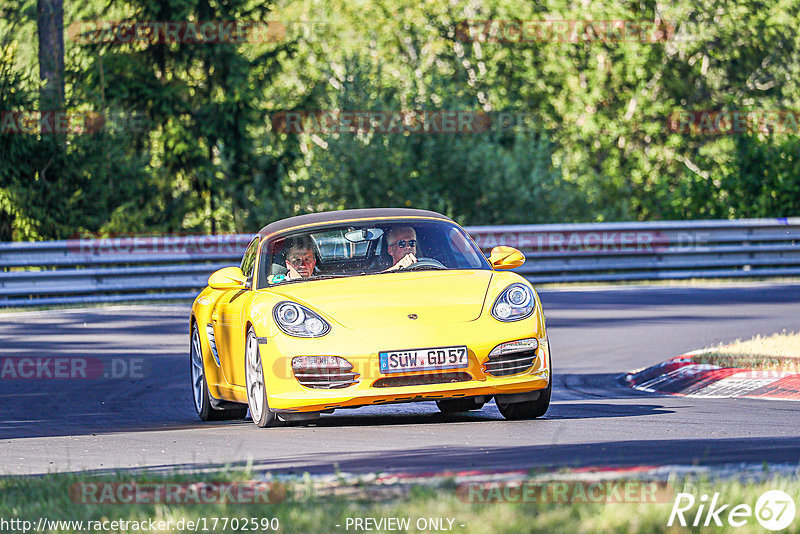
[1,218,798,307]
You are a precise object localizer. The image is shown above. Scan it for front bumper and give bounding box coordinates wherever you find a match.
[259,323,550,412]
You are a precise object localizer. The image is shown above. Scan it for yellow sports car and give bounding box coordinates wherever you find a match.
[190,208,551,427]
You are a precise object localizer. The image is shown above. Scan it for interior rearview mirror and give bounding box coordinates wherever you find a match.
[489,246,525,270]
[344,228,384,243]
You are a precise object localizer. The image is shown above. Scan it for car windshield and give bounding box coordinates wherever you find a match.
[257,219,490,287]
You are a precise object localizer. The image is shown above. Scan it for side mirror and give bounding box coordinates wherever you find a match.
[209,266,248,290]
[489,246,525,270]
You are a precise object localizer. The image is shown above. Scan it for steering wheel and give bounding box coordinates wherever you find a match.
[402,257,447,270]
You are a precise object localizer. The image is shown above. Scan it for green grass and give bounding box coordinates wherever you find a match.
[1,470,799,533]
[694,331,800,370]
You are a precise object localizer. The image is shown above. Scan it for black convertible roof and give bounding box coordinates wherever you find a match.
[258,208,454,238]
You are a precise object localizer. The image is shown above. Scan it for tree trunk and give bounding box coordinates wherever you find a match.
[37,0,64,112]
[37,0,65,200]
[208,145,216,234]
[0,209,14,241]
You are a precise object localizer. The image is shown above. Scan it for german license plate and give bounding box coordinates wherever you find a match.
[379,345,468,374]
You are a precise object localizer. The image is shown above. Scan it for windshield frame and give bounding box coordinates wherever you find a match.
[255,217,490,289]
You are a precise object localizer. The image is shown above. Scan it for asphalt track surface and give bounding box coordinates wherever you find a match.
[2,283,800,476]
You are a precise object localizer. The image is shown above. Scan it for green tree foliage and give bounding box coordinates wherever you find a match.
[282,58,583,224]
[277,0,800,224]
[1,0,153,239]
[0,45,40,240]
[0,0,798,240]
[68,0,300,234]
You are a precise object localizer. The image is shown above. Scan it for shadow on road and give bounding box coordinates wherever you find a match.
[0,367,670,440]
[36,435,800,478]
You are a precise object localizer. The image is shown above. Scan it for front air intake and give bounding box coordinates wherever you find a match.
[372,372,472,388]
[292,356,359,389]
[205,324,220,366]
[484,350,537,377]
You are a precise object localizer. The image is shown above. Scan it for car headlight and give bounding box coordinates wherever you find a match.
[489,337,539,357]
[273,302,331,337]
[491,283,535,322]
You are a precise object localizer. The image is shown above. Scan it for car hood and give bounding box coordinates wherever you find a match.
[266,270,494,327]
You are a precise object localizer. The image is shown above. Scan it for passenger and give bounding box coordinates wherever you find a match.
[385,226,418,271]
[284,236,317,279]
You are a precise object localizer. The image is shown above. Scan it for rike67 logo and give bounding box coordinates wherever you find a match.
[669,490,796,530]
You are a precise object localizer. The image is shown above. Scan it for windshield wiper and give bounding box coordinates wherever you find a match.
[271,274,349,285]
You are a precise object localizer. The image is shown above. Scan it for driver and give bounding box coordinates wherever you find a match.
[284,235,317,279]
[385,226,418,271]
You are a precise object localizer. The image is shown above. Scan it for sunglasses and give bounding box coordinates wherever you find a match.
[390,239,417,249]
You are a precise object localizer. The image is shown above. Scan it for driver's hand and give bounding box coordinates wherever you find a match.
[286,264,303,279]
[385,253,418,272]
[395,253,417,269]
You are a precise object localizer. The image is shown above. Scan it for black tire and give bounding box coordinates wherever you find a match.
[496,381,551,420]
[436,398,485,413]
[245,327,278,428]
[191,323,247,421]
[496,353,552,420]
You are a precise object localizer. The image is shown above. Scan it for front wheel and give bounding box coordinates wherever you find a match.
[496,380,551,420]
[496,351,552,420]
[190,323,247,421]
[245,327,278,428]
